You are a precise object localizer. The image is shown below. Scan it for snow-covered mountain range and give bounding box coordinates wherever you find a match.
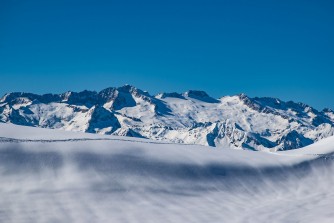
[0,84,333,151]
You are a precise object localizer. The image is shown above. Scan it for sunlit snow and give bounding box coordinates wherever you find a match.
[0,123,334,223]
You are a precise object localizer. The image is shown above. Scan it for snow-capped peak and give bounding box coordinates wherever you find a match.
[0,85,333,151]
[183,90,219,103]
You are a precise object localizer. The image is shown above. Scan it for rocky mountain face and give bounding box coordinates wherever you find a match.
[0,85,333,151]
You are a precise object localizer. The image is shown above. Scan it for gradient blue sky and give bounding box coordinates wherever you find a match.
[1,0,333,109]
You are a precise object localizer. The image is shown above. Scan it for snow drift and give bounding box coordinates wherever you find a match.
[0,123,334,223]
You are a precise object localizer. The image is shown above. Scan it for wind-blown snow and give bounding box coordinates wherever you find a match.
[0,123,334,223]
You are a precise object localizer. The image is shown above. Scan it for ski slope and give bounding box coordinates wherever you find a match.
[0,123,334,223]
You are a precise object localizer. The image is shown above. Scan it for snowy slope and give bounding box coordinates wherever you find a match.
[1,85,333,151]
[0,123,334,223]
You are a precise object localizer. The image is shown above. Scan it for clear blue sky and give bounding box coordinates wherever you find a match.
[1,0,333,109]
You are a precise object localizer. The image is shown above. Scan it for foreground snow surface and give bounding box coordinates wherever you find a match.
[0,123,334,223]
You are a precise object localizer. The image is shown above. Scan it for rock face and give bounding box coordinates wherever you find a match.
[0,85,333,151]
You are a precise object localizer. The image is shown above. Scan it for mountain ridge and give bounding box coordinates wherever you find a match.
[1,85,333,151]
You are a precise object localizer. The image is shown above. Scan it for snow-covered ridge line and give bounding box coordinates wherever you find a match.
[0,136,190,146]
[1,85,333,151]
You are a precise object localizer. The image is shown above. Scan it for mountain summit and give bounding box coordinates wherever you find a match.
[1,85,333,151]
